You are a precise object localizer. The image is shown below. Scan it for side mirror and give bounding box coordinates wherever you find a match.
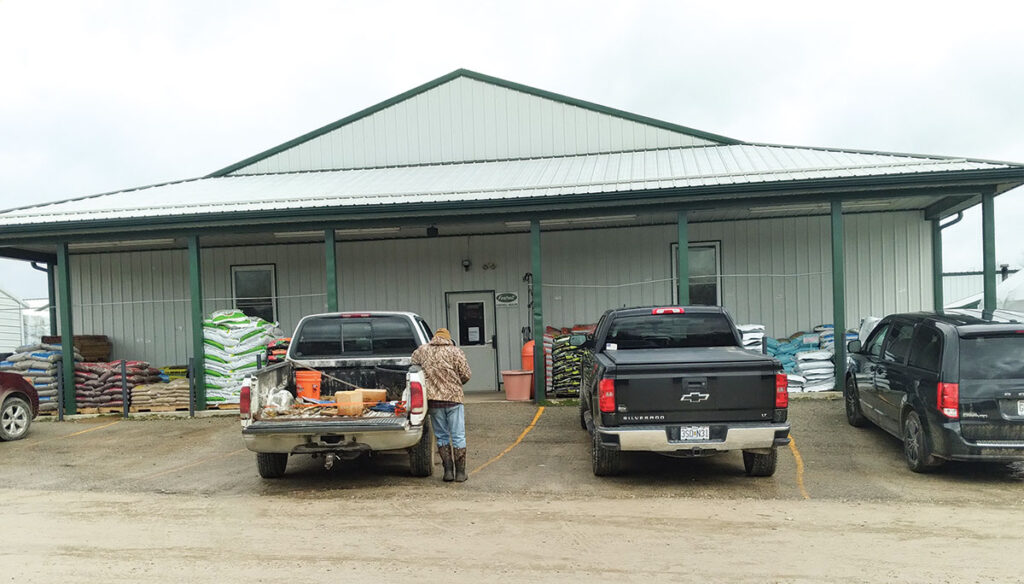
[847,340,861,353]
[569,334,590,348]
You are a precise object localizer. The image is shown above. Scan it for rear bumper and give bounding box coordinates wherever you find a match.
[241,418,424,454]
[936,428,1024,462]
[596,421,790,453]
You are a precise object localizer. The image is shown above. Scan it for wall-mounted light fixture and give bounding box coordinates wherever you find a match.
[427,226,439,237]
[462,258,471,271]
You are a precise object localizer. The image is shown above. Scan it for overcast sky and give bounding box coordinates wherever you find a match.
[2,0,1023,300]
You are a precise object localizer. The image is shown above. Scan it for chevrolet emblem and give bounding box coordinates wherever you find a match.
[680,391,710,403]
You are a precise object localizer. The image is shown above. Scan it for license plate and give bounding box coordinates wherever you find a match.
[1018,400,1024,416]
[679,425,710,441]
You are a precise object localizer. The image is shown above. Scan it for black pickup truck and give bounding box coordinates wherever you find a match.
[578,306,790,476]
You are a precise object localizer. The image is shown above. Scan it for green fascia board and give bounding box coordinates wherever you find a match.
[3,168,1024,244]
[206,68,743,178]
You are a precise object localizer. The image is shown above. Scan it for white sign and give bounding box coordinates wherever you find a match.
[468,327,480,343]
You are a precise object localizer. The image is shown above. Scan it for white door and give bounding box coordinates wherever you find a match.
[446,291,497,392]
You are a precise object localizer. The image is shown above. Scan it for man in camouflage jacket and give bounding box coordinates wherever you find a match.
[411,328,472,482]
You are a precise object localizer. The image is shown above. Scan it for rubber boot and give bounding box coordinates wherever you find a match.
[453,447,468,482]
[438,445,455,482]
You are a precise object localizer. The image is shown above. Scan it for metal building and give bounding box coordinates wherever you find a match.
[0,286,27,353]
[2,69,1023,413]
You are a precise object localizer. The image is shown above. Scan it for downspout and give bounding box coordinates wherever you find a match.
[932,212,963,311]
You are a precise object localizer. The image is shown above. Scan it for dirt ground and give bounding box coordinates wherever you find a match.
[2,396,1023,583]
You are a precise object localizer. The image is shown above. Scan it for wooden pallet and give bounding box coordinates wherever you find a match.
[74,406,126,415]
[129,404,191,413]
[204,403,239,411]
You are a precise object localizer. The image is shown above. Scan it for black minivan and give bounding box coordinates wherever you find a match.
[845,310,1024,472]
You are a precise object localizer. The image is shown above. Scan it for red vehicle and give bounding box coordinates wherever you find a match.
[0,372,38,441]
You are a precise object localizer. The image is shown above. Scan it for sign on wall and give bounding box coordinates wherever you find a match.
[496,292,519,306]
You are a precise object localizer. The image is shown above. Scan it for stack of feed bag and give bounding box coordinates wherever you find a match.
[0,343,81,413]
[550,335,582,397]
[265,338,291,365]
[737,324,766,352]
[203,310,279,405]
[75,361,162,409]
[794,350,834,392]
[130,378,191,410]
[816,324,859,352]
[765,334,820,374]
[542,331,555,393]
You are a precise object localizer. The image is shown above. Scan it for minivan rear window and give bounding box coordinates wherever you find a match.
[960,335,1024,380]
[292,315,419,358]
[607,313,736,349]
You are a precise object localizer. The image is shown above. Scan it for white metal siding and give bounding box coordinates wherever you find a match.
[63,211,933,371]
[233,77,717,174]
[943,274,984,305]
[0,293,23,352]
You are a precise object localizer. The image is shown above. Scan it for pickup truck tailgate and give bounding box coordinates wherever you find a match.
[606,347,778,423]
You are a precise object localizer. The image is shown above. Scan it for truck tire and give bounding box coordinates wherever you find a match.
[0,396,32,441]
[742,447,777,477]
[903,410,943,473]
[844,377,868,428]
[591,429,622,476]
[408,418,434,477]
[256,452,288,479]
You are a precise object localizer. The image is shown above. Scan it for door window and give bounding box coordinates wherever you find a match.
[907,327,942,372]
[864,323,890,358]
[457,302,485,346]
[881,322,915,364]
[231,264,276,323]
[671,242,721,305]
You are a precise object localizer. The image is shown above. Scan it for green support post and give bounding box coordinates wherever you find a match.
[677,210,690,305]
[56,243,76,416]
[831,201,846,393]
[188,235,206,410]
[932,220,943,311]
[47,263,58,336]
[531,220,545,403]
[325,228,338,312]
[982,191,996,313]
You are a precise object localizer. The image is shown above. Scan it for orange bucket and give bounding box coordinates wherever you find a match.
[295,370,322,400]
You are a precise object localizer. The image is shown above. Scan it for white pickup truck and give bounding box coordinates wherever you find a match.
[240,311,434,479]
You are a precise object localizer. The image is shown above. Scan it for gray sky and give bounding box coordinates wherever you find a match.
[2,0,1023,300]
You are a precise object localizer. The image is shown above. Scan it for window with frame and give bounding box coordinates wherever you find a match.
[232,264,277,323]
[670,242,721,306]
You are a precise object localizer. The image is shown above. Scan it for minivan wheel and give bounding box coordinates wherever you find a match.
[902,411,942,473]
[844,377,868,428]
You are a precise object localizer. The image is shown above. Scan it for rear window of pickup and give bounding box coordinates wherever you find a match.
[292,315,420,358]
[607,313,736,349]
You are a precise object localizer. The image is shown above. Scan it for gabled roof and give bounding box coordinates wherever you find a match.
[209,69,742,176]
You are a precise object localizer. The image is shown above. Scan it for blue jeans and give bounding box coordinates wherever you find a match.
[430,404,466,449]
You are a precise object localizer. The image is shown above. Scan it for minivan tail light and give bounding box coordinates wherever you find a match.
[775,373,789,409]
[598,378,616,413]
[652,307,684,315]
[410,381,425,414]
[937,382,959,419]
[239,384,251,419]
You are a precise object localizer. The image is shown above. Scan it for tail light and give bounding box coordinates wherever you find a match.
[652,307,684,315]
[598,378,616,413]
[937,382,959,419]
[239,384,251,419]
[410,381,425,415]
[775,373,789,409]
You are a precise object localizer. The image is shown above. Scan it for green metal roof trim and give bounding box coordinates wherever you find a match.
[206,68,744,178]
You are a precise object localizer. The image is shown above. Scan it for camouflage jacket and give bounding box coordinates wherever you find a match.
[410,336,472,403]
